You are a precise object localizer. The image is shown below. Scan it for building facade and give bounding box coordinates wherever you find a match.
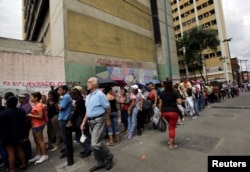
[22,0,180,86]
[171,0,233,82]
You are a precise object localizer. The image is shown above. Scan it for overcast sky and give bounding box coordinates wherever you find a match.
[0,0,249,70]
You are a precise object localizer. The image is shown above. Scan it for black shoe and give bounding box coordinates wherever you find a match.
[105,154,114,170]
[137,130,142,136]
[59,153,67,159]
[80,151,86,155]
[67,161,74,166]
[60,148,65,153]
[80,150,92,158]
[89,165,105,172]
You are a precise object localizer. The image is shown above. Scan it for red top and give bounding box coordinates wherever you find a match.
[31,103,46,127]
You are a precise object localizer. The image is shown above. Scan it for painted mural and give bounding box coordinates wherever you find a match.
[96,66,159,85]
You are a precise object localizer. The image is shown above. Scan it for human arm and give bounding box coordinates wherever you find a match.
[158,98,162,116]
[80,114,88,130]
[152,89,158,107]
[27,104,43,118]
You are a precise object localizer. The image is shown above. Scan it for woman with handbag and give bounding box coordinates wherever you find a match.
[67,86,92,158]
[158,80,182,150]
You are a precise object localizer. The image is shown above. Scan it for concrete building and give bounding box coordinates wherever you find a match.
[171,0,233,82]
[22,0,180,85]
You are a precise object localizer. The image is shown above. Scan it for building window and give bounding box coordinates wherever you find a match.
[202,2,208,8]
[198,15,203,20]
[208,0,213,5]
[197,5,202,10]
[210,9,215,15]
[211,19,217,25]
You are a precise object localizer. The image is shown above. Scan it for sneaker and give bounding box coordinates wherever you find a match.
[192,116,198,119]
[28,155,41,163]
[127,133,132,140]
[124,133,129,138]
[51,146,60,152]
[35,155,49,164]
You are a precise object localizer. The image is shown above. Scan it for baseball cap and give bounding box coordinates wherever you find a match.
[18,94,26,98]
[131,84,138,89]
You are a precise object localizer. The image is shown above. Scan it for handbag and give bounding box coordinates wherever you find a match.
[142,99,152,111]
[158,117,167,132]
[80,130,87,143]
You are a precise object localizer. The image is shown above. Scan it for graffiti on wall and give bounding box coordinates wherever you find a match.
[0,81,82,89]
[96,58,143,68]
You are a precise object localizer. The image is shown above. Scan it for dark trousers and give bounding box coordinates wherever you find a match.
[59,120,74,165]
[137,110,144,135]
[23,121,32,163]
[121,110,128,130]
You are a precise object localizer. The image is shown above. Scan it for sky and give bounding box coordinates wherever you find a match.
[0,0,249,70]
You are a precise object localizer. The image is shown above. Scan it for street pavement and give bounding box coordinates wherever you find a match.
[12,91,250,172]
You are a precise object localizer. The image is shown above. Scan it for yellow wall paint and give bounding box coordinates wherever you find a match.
[67,11,155,62]
[79,0,152,30]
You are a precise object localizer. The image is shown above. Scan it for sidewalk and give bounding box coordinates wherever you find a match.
[17,92,250,172]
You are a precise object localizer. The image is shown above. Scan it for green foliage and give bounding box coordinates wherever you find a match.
[176,26,220,82]
[177,26,219,63]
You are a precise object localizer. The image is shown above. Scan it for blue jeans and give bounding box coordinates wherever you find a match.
[127,106,139,135]
[107,112,120,135]
[198,94,205,110]
[121,110,128,130]
[193,98,200,116]
[74,130,91,152]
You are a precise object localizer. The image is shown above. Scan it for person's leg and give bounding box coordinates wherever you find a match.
[46,120,53,148]
[137,110,143,135]
[126,113,132,137]
[112,112,120,141]
[16,144,26,169]
[5,145,15,172]
[162,112,178,149]
[58,120,67,156]
[107,113,115,145]
[128,107,139,139]
[89,116,113,170]
[51,115,61,151]
[33,127,48,164]
[0,146,9,170]
[121,110,128,132]
[75,130,91,157]
[65,127,74,165]
[23,120,32,162]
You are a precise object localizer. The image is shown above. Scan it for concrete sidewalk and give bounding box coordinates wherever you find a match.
[14,91,250,172]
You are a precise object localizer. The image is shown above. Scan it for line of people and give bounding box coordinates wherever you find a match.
[0,77,242,172]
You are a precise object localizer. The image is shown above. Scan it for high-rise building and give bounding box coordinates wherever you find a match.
[22,0,180,85]
[171,0,233,82]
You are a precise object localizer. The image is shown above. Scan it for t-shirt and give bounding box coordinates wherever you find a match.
[31,102,46,127]
[159,91,181,112]
[130,92,142,108]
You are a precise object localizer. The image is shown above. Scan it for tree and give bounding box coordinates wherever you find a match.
[177,26,220,83]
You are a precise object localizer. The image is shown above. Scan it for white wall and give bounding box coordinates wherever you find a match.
[0,52,65,96]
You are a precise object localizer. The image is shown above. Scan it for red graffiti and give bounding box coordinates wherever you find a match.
[96,58,143,68]
[1,81,81,89]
